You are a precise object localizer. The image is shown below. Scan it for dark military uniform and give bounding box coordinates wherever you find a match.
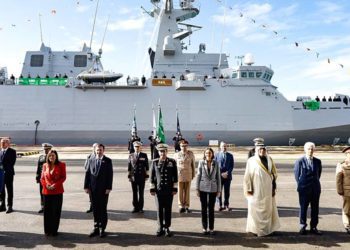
[172,135,182,152]
[36,154,47,210]
[150,158,178,232]
[128,135,141,153]
[248,148,255,159]
[148,136,159,160]
[128,151,149,212]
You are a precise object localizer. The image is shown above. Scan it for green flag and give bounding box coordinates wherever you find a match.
[157,105,165,143]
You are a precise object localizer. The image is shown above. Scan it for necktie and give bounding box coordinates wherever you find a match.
[309,158,313,171]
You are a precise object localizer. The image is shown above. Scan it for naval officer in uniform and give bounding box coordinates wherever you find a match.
[128,141,149,213]
[150,143,178,237]
[36,143,53,213]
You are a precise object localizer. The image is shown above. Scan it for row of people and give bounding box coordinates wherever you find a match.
[2,138,350,238]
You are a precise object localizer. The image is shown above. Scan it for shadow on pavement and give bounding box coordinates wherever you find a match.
[0,230,349,248]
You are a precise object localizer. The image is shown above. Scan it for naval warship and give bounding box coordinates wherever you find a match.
[0,0,349,146]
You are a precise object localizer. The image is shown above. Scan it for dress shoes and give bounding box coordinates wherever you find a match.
[99,229,106,238]
[38,208,44,213]
[6,207,13,214]
[218,207,225,211]
[131,208,139,213]
[299,227,307,235]
[165,228,173,237]
[310,228,322,235]
[0,205,6,212]
[89,228,99,237]
[86,208,93,213]
[156,228,165,237]
[179,208,185,213]
[346,228,350,234]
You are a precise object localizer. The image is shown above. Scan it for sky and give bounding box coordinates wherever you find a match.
[0,0,349,100]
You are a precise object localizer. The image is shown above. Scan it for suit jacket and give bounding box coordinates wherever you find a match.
[215,151,234,180]
[0,148,17,176]
[40,162,66,195]
[294,156,322,193]
[84,155,113,194]
[196,159,221,193]
[128,152,149,182]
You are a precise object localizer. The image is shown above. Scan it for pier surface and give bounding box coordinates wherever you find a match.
[0,145,349,249]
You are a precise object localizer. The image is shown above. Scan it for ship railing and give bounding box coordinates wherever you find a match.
[291,101,350,110]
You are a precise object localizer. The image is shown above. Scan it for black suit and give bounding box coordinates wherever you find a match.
[84,155,113,230]
[36,154,47,209]
[0,147,17,208]
[128,152,149,211]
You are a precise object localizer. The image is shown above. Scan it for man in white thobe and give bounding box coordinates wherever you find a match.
[244,142,280,236]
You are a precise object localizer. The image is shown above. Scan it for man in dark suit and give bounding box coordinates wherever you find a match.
[36,143,53,213]
[294,142,322,235]
[0,138,17,213]
[84,143,113,238]
[215,141,234,211]
[150,143,178,237]
[128,141,149,213]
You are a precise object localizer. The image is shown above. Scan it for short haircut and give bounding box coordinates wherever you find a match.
[97,143,105,150]
[304,142,315,152]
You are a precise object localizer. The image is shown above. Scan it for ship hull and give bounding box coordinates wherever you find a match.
[0,81,349,146]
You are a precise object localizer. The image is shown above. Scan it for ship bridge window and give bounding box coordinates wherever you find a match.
[248,72,255,78]
[232,72,237,78]
[74,55,87,67]
[241,72,247,78]
[30,55,44,67]
[256,72,262,78]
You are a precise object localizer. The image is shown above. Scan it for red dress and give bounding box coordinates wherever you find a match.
[40,162,66,195]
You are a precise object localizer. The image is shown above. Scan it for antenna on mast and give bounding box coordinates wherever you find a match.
[218,0,227,68]
[99,15,110,57]
[89,0,100,51]
[39,13,43,43]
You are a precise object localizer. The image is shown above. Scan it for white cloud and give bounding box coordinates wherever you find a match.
[109,17,147,31]
[212,3,295,41]
[76,4,90,13]
[315,1,348,24]
[118,7,133,15]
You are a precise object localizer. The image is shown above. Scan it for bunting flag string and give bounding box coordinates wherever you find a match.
[213,0,348,71]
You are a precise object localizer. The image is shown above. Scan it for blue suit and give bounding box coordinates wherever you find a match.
[215,151,234,207]
[294,156,322,229]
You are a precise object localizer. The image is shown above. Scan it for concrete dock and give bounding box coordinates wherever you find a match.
[0,145,349,249]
